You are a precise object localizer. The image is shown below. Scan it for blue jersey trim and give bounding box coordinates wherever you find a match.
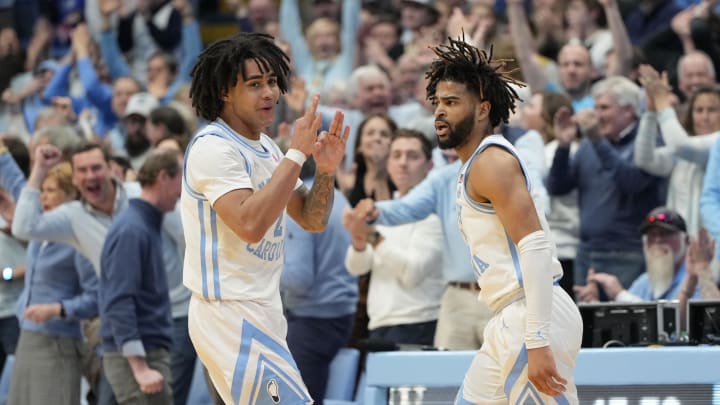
[504,343,528,398]
[506,233,524,288]
[231,319,308,404]
[210,209,221,300]
[214,120,272,158]
[198,200,209,299]
[459,135,532,214]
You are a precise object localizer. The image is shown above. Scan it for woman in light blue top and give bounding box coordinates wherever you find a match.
[2,157,99,405]
[634,64,720,236]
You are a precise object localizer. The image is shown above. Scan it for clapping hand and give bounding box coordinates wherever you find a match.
[638,64,673,111]
[312,110,349,175]
[686,228,715,278]
[552,106,577,146]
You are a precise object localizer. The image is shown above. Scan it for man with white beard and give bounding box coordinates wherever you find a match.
[583,207,700,302]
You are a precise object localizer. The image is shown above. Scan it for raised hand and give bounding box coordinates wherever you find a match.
[33,144,63,172]
[527,346,567,397]
[552,106,576,146]
[71,23,92,58]
[283,75,308,116]
[638,64,673,111]
[289,94,323,156]
[575,109,600,141]
[446,7,475,41]
[313,110,349,174]
[98,0,121,16]
[686,228,715,278]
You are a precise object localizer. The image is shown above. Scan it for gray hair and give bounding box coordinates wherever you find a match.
[35,125,83,155]
[347,65,390,99]
[591,76,641,116]
[677,51,716,80]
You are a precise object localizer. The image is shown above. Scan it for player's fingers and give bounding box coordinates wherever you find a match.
[305,94,320,119]
[329,111,343,136]
[552,373,568,387]
[340,125,350,144]
[312,112,322,134]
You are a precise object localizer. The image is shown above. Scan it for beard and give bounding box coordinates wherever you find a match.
[125,131,151,158]
[437,113,475,150]
[644,244,677,299]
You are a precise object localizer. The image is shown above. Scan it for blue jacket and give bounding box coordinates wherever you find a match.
[701,137,720,261]
[281,188,358,318]
[0,149,98,335]
[376,160,474,283]
[100,198,172,355]
[547,126,665,252]
[19,243,99,337]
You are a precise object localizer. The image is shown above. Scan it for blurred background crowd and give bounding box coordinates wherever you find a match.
[1,0,720,404]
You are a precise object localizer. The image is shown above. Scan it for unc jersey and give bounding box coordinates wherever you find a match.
[182,120,311,405]
[456,134,563,312]
[181,119,302,304]
[454,134,582,405]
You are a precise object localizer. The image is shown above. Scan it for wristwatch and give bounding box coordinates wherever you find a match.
[2,267,13,282]
[59,303,66,319]
[366,231,382,245]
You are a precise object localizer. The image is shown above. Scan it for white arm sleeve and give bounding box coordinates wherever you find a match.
[518,230,555,349]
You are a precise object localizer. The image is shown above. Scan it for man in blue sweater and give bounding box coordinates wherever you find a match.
[548,76,665,301]
[99,148,183,404]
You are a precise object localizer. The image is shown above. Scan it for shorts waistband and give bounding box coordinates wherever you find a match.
[489,289,525,314]
[448,281,481,292]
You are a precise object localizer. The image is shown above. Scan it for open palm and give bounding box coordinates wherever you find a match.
[313,111,349,174]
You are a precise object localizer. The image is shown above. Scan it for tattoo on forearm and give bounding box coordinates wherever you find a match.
[304,173,335,228]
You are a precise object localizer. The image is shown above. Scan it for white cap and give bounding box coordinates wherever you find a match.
[124,93,159,118]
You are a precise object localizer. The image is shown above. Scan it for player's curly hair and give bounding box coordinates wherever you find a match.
[189,32,291,121]
[426,36,524,128]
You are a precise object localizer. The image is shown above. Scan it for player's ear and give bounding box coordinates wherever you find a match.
[477,100,491,121]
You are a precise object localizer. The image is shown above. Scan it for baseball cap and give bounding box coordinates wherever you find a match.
[124,93,159,118]
[640,207,687,234]
[34,59,59,76]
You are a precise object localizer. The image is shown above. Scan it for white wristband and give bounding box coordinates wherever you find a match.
[284,148,307,167]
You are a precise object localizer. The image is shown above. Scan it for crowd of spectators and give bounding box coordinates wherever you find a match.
[1,0,720,403]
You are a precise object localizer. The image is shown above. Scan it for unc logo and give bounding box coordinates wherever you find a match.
[267,379,280,403]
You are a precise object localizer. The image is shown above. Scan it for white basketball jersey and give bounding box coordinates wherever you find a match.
[182,120,299,304]
[456,135,563,311]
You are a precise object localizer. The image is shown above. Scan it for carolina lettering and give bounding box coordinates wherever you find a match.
[246,238,284,261]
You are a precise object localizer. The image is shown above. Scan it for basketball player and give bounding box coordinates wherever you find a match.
[181,32,348,405]
[426,37,583,404]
